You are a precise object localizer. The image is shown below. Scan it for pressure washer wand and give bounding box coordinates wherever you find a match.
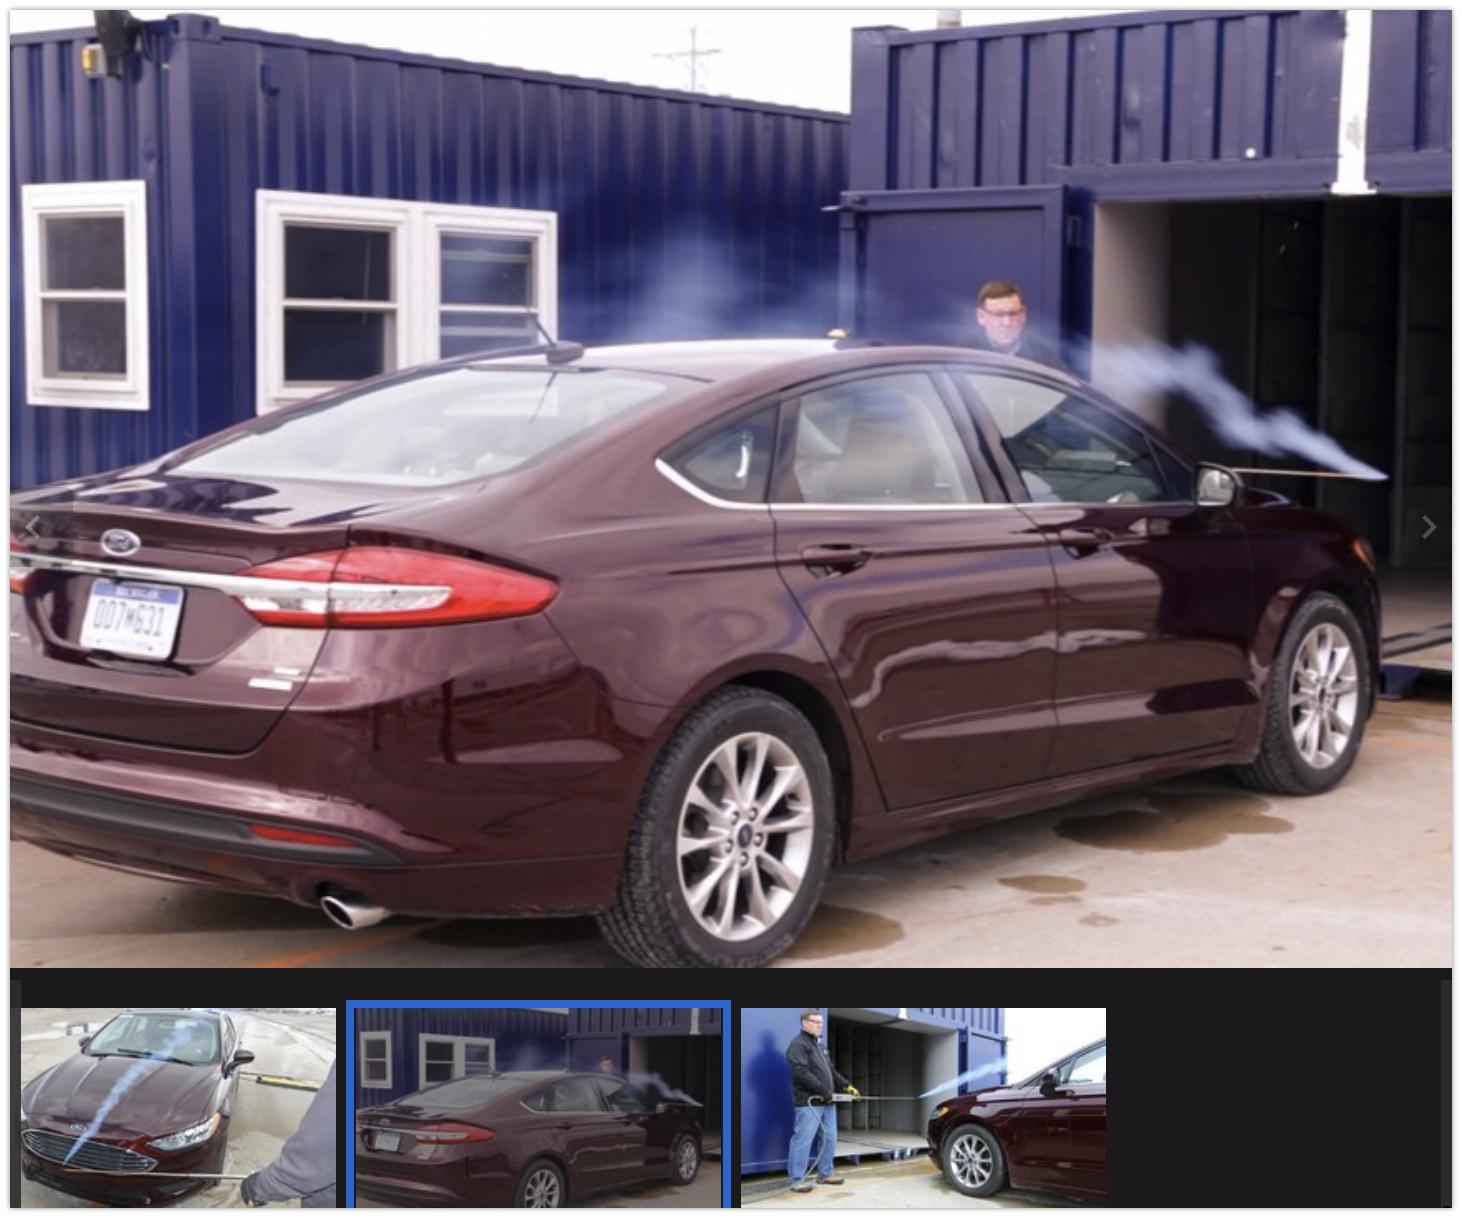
[811,1094,926,1104]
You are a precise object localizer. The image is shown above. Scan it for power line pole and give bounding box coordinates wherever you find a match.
[654,24,721,93]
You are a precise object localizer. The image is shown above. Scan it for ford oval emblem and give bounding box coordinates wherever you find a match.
[100,528,141,558]
[70,1123,85,1133]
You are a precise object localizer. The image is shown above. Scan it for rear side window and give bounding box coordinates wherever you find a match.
[549,1078,605,1113]
[780,372,984,505]
[521,1090,549,1113]
[171,367,682,487]
[958,371,1166,505]
[667,405,777,503]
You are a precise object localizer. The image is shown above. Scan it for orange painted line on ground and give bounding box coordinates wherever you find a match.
[250,919,452,969]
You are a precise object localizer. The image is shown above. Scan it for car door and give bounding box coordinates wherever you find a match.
[951,367,1254,774]
[1058,1045,1107,1198]
[595,1078,662,1181]
[546,1077,627,1195]
[768,367,1060,811]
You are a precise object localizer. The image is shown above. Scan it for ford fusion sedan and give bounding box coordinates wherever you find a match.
[10,339,1379,967]
[355,1071,702,1207]
[929,1039,1106,1202]
[20,1009,255,1206]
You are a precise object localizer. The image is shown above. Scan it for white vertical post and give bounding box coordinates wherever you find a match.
[1333,10,1376,194]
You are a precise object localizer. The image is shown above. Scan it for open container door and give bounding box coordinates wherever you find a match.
[837,185,1090,365]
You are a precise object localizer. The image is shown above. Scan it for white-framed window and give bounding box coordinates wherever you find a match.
[256,190,556,413]
[21,180,150,410]
[418,1034,496,1087]
[360,1031,393,1089]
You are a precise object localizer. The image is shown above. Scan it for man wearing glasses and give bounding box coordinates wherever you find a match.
[786,1010,858,1192]
[971,280,1069,371]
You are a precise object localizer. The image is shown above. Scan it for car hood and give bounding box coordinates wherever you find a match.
[24,1055,220,1139]
[945,1082,1032,1109]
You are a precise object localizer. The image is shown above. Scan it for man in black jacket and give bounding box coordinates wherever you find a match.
[785,1010,858,1192]
[969,279,1070,372]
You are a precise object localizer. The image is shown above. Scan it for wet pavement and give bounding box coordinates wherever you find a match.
[741,1156,1081,1208]
[10,697,1450,968]
[20,1008,335,1209]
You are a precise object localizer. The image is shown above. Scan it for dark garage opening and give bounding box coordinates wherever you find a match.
[629,1033,723,1134]
[826,1010,958,1152]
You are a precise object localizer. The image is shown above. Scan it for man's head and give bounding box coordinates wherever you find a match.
[976,280,1028,352]
[599,1056,615,1072]
[800,1010,824,1035]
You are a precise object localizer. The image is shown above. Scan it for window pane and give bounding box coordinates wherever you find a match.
[550,1078,603,1112]
[788,373,983,505]
[364,1042,387,1061]
[284,309,390,382]
[671,405,776,503]
[400,1077,524,1109]
[43,215,125,291]
[961,372,1167,505]
[1068,1048,1106,1085]
[44,299,127,377]
[423,1061,454,1083]
[285,225,391,301]
[599,1080,651,1112]
[441,234,534,306]
[439,310,537,358]
[176,367,681,487]
[424,1041,454,1063]
[1155,446,1194,500]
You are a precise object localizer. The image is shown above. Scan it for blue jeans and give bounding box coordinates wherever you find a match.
[787,1103,837,1183]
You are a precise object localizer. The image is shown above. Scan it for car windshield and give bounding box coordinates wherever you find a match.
[170,367,682,487]
[85,1014,220,1065]
[402,1076,532,1110]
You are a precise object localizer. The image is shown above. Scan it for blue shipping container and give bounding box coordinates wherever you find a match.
[740,1007,1006,1176]
[10,14,848,488]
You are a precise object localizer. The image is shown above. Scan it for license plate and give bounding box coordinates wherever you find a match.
[79,580,184,659]
[372,1130,401,1153]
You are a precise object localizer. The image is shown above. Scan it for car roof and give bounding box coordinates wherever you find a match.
[461,337,1086,389]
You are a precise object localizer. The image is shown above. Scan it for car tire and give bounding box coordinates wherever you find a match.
[515,1159,566,1209]
[940,1123,1007,1198]
[1233,592,1371,796]
[598,685,836,968]
[668,1134,700,1185]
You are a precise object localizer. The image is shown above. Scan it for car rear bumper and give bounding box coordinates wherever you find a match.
[10,755,624,917]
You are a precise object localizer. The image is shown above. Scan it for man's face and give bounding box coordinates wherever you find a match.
[802,1014,824,1035]
[977,293,1027,351]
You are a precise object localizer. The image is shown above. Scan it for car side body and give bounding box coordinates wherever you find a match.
[928,1038,1107,1202]
[354,1071,702,1207]
[19,1009,254,1206]
[9,340,1381,966]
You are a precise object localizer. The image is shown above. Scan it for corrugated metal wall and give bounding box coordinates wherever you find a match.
[353,1006,568,1107]
[10,15,848,488]
[567,1007,723,1037]
[850,10,1346,198]
[1367,9,1452,190]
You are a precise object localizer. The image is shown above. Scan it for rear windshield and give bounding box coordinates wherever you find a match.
[171,367,680,487]
[85,1013,220,1065]
[403,1077,532,1110]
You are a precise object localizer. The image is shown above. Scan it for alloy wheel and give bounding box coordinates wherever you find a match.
[676,731,815,942]
[949,1132,994,1189]
[524,1168,561,1208]
[676,1138,699,1179]
[1288,622,1359,769]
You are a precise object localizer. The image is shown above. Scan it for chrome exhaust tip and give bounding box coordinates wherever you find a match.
[320,892,390,931]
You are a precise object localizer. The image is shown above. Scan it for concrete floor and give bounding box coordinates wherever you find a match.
[741,1156,1081,1209]
[10,695,1449,969]
[19,1008,335,1208]
[1379,568,1451,670]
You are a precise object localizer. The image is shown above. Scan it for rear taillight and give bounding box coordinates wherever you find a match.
[10,539,30,594]
[249,823,361,849]
[411,1122,495,1143]
[237,547,556,628]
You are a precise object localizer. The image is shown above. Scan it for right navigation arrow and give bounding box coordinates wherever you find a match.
[1421,515,1437,539]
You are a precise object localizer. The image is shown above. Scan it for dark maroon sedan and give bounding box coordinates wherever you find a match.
[10,339,1379,966]
[355,1071,702,1207]
[20,1009,254,1206]
[928,1039,1106,1202]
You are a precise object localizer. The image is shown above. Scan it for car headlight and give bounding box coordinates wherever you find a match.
[19,1096,29,1123]
[148,1113,220,1151]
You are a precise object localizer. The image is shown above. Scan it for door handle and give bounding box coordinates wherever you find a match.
[1060,527,1113,557]
[800,543,871,577]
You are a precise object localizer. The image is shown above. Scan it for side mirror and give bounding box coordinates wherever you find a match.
[1039,1071,1062,1096]
[655,1102,668,1114]
[226,1048,256,1076]
[78,1036,91,1052]
[1196,463,1239,508]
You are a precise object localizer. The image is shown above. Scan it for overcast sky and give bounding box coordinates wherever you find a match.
[7,6,1121,112]
[1004,1008,1106,1081]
